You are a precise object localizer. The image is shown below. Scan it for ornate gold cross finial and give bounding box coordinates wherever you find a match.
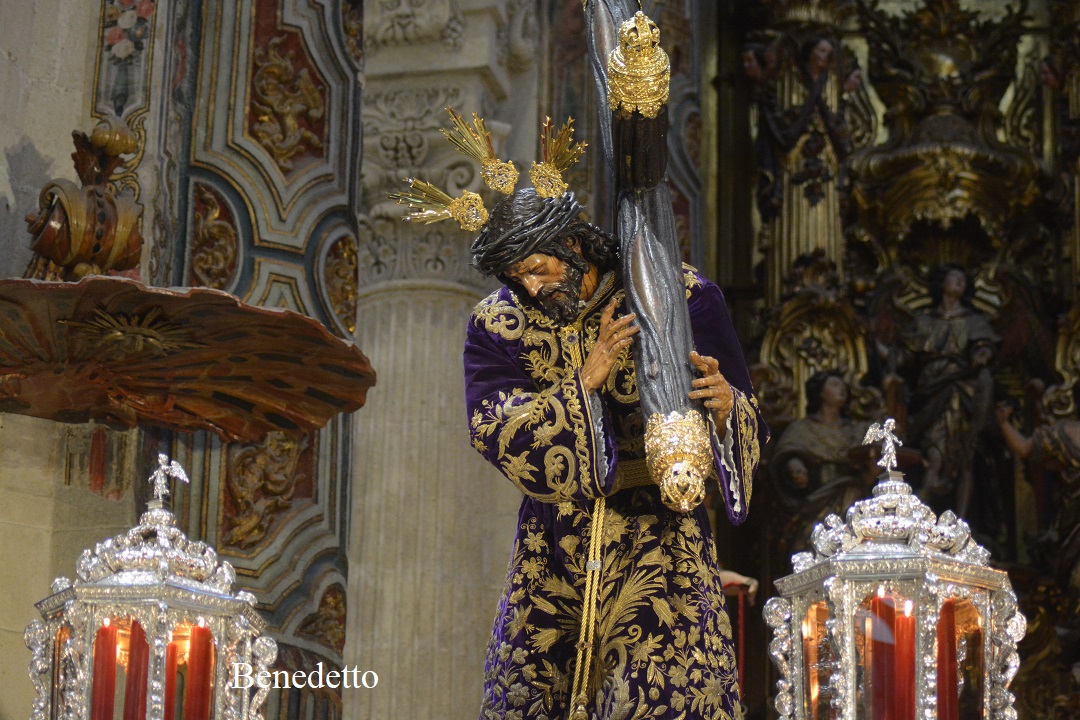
[149,453,189,500]
[863,418,902,470]
[607,11,670,118]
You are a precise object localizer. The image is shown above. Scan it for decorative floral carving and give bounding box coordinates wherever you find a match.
[221,432,310,551]
[363,87,465,179]
[298,585,346,655]
[366,0,463,53]
[341,1,364,63]
[190,184,239,290]
[1004,59,1042,156]
[250,36,327,174]
[325,234,358,335]
[356,213,487,291]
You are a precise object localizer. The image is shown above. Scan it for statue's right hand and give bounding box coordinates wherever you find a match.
[581,299,638,394]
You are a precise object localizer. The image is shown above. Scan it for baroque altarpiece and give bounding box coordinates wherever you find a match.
[724,1,1080,719]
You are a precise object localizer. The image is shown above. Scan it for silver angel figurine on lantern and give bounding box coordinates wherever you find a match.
[764,419,1026,720]
[25,455,277,720]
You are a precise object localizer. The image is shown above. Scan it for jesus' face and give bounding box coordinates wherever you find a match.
[506,250,588,323]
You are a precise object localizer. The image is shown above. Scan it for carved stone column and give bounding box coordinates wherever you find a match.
[343,3,539,718]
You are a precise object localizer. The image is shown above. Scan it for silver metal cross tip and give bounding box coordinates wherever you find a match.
[149,453,190,500]
[863,417,902,470]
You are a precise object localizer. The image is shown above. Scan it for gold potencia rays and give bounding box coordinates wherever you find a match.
[530,116,587,199]
[389,109,586,232]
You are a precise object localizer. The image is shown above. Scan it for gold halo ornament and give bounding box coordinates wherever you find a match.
[390,108,588,233]
[530,117,588,199]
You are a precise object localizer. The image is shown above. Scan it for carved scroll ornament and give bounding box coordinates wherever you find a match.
[24,116,143,281]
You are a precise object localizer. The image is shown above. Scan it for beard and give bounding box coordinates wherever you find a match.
[538,260,585,323]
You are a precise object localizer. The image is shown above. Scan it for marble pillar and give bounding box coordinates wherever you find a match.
[348,281,521,719]
[344,2,542,718]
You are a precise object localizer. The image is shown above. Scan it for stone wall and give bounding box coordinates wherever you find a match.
[0,4,127,716]
[0,2,99,278]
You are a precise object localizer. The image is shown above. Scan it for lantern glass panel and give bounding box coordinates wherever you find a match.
[938,598,984,720]
[89,616,151,720]
[51,625,69,720]
[855,589,917,720]
[168,621,217,720]
[801,601,834,720]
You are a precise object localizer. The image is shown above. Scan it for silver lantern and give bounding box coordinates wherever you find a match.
[764,419,1026,720]
[25,454,277,720]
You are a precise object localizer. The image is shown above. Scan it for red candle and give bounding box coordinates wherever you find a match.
[90,621,118,720]
[163,641,179,720]
[894,601,916,720]
[123,620,149,720]
[803,615,820,720]
[183,624,214,720]
[937,600,959,720]
[870,593,895,720]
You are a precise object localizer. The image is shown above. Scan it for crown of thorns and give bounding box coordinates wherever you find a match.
[389,108,587,233]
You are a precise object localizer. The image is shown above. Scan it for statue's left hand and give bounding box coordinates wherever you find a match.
[689,351,734,435]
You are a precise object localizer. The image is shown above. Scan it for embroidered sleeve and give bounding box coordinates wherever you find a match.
[706,388,761,525]
[684,272,769,525]
[465,310,618,503]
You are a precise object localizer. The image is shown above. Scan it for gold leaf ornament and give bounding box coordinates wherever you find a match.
[448,190,489,232]
[645,409,711,512]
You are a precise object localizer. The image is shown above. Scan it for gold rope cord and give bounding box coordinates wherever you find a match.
[569,496,606,720]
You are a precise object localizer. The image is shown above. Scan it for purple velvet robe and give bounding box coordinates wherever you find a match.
[465,267,766,720]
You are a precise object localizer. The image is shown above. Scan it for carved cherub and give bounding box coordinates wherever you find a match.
[149,453,188,500]
[864,418,902,471]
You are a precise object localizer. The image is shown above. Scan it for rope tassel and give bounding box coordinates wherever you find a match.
[569,496,606,720]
